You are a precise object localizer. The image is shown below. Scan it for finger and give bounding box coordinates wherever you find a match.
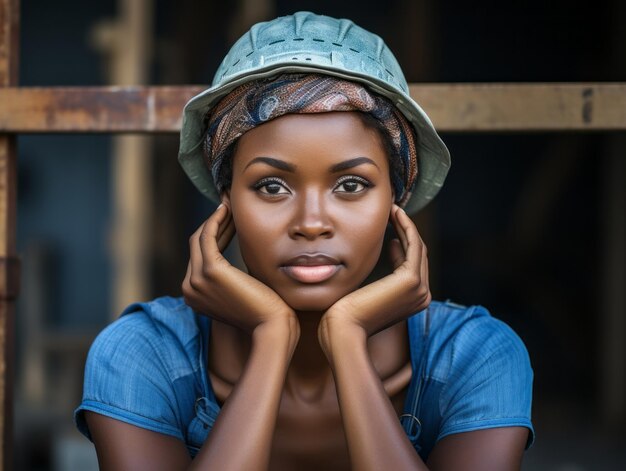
[389,238,405,270]
[182,260,199,306]
[418,242,431,304]
[182,261,192,292]
[215,204,232,242]
[389,204,406,247]
[189,205,220,250]
[211,203,229,232]
[188,221,208,282]
[216,212,236,253]
[394,206,422,267]
[419,242,428,281]
[199,205,229,262]
[390,205,408,252]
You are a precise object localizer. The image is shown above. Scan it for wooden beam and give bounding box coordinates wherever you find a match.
[0,0,18,469]
[411,83,626,132]
[100,0,155,317]
[0,0,18,87]
[0,83,626,133]
[0,86,204,133]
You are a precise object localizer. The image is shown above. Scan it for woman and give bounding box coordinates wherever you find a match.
[75,12,534,470]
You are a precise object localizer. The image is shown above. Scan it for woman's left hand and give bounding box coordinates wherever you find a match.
[318,204,431,355]
[316,204,432,470]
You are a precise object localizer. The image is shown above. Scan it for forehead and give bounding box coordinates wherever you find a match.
[233,112,389,171]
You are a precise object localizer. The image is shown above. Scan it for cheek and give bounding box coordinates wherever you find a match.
[339,200,391,273]
[230,199,280,274]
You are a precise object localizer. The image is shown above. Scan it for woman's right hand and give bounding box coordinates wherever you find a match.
[182,204,298,337]
[181,203,299,470]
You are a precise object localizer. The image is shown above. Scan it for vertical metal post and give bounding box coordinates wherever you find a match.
[92,0,154,316]
[0,0,19,469]
[600,0,626,427]
[109,0,153,316]
[601,136,626,425]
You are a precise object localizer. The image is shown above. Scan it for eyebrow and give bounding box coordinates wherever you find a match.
[330,157,379,173]
[244,156,379,173]
[245,157,296,172]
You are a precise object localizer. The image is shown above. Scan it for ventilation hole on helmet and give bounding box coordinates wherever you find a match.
[292,57,298,60]
[293,38,304,41]
[312,38,325,42]
[245,51,254,57]
[349,48,360,53]
[367,55,376,61]
[385,68,394,77]
[268,39,285,45]
[232,59,240,66]
[305,57,312,61]
[332,42,343,47]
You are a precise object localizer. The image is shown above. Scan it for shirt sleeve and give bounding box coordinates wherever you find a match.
[74,311,186,442]
[437,309,535,447]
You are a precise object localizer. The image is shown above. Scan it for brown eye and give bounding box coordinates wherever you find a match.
[334,176,371,194]
[262,183,285,194]
[341,181,361,192]
[254,178,290,195]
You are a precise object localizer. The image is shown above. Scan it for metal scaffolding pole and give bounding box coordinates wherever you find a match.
[0,0,19,469]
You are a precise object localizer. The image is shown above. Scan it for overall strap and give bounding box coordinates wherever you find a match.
[400,306,431,450]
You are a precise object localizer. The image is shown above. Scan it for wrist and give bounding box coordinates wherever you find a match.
[252,312,300,353]
[318,309,367,365]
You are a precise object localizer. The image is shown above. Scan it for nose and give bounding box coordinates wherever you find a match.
[288,189,334,240]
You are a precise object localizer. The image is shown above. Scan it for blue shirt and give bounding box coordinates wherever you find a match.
[75,296,534,460]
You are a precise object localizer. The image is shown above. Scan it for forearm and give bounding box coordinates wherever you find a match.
[190,317,299,471]
[320,317,428,471]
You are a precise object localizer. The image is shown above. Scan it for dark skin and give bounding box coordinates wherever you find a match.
[86,112,529,470]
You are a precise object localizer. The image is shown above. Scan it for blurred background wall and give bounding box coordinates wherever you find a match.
[14,0,625,469]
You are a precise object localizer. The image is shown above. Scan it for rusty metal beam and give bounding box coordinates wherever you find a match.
[0,0,18,469]
[411,83,626,132]
[1,83,626,133]
[0,86,204,133]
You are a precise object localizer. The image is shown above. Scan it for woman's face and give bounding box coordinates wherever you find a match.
[224,111,394,312]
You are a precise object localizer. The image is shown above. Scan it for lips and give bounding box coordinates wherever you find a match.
[281,254,342,283]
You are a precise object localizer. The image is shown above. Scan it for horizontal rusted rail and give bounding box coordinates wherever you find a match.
[0,83,625,133]
[0,86,204,133]
[411,83,626,131]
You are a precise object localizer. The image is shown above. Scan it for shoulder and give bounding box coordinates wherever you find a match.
[409,300,532,381]
[407,300,534,447]
[76,296,204,442]
[86,296,201,378]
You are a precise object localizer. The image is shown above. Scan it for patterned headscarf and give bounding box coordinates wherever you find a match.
[203,74,418,205]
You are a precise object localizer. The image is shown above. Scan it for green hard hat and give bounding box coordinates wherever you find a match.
[178,11,450,213]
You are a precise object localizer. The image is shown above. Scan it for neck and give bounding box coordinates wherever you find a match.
[208,312,411,405]
[206,311,331,395]
[285,311,331,394]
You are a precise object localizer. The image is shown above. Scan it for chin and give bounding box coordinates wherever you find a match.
[287,300,335,314]
[276,286,348,313]
[282,297,339,314]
